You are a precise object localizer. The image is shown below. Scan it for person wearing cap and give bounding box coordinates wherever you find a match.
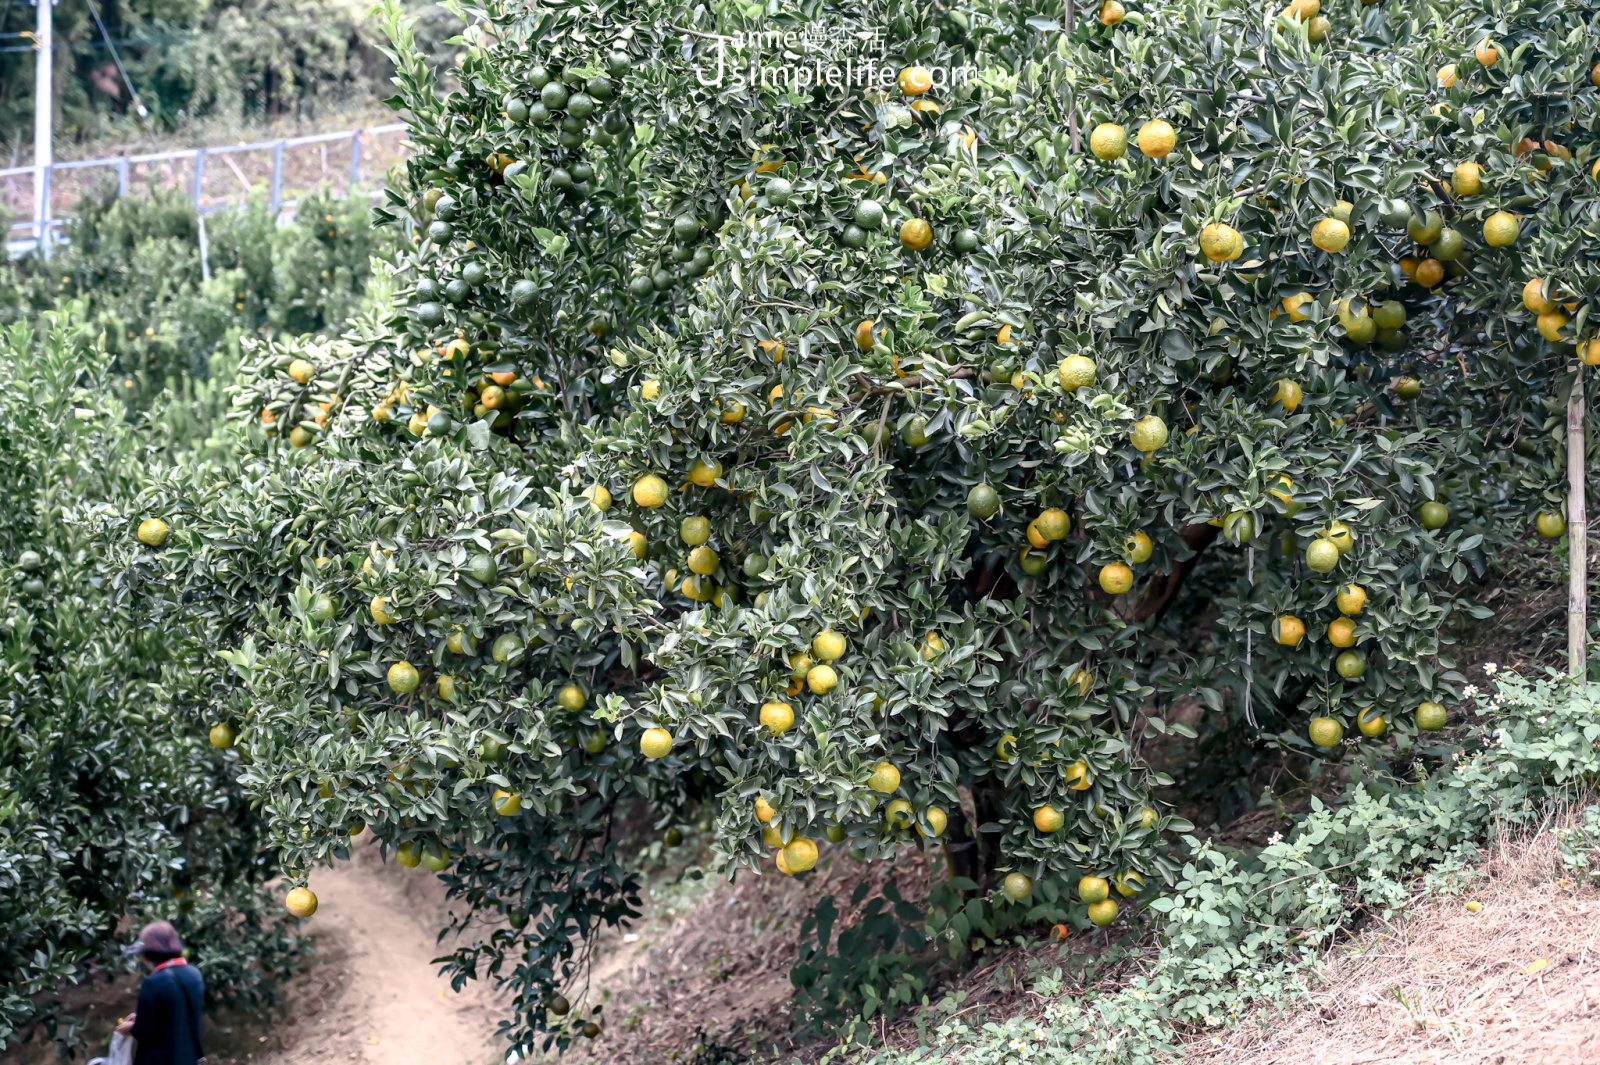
[113,921,205,1065]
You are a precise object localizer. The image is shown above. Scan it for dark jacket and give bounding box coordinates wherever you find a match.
[131,962,205,1065]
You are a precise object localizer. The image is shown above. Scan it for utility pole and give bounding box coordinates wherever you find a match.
[32,0,53,255]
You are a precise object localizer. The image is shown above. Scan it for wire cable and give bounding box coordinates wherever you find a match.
[83,0,150,121]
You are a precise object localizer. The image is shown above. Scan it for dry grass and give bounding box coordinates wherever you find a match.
[1187,815,1600,1065]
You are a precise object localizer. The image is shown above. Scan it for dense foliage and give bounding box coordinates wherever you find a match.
[0,1,460,138]
[0,189,385,402]
[0,320,297,1052]
[82,0,1600,1055]
[0,181,388,1050]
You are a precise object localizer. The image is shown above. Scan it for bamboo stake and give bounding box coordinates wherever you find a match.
[1569,368,1587,680]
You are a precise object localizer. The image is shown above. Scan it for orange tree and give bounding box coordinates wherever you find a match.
[0,320,295,1052]
[103,0,1590,1050]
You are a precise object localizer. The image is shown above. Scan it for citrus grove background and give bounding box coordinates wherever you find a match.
[8,0,1600,1062]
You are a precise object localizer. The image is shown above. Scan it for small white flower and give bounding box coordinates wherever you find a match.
[1106,1038,1118,1052]
[1483,662,1497,675]
[1009,1038,1025,1052]
[1463,684,1480,697]
[1267,832,1283,845]
[1212,1036,1225,1046]
[1034,1028,1046,1040]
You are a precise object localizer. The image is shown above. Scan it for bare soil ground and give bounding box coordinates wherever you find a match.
[2,836,504,1065]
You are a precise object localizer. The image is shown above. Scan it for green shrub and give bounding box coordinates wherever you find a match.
[845,668,1600,1062]
[0,320,295,1053]
[0,189,390,413]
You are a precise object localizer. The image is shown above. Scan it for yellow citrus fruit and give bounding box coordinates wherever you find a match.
[387,661,421,694]
[1137,119,1176,159]
[1274,615,1306,647]
[687,458,723,487]
[1125,530,1153,564]
[1033,805,1064,833]
[806,663,838,694]
[1437,63,1457,88]
[208,723,236,749]
[812,629,847,662]
[1002,872,1033,900]
[1038,508,1071,540]
[1140,807,1158,829]
[557,684,586,712]
[1475,39,1498,66]
[1114,871,1145,897]
[1585,339,1600,366]
[1524,278,1556,313]
[288,359,315,384]
[625,530,647,559]
[641,379,661,400]
[492,789,522,816]
[773,848,792,874]
[919,807,949,837]
[1337,584,1367,615]
[633,473,669,507]
[1065,760,1091,790]
[1305,539,1340,573]
[1099,0,1125,25]
[1357,707,1388,738]
[1199,223,1244,262]
[1099,561,1134,595]
[1538,311,1568,343]
[720,401,745,423]
[855,319,875,351]
[1079,875,1110,903]
[1453,161,1482,196]
[1058,354,1097,391]
[783,838,818,873]
[395,842,421,868]
[1089,123,1128,161]
[1282,291,1313,322]
[1283,0,1319,16]
[867,761,901,793]
[137,518,170,547]
[921,632,945,660]
[1415,259,1445,288]
[437,675,457,701]
[1273,379,1303,413]
[755,796,778,824]
[1536,511,1566,538]
[885,798,915,828]
[1483,211,1519,247]
[1325,521,1355,553]
[285,887,318,917]
[997,733,1018,760]
[1308,716,1344,747]
[760,701,794,734]
[1311,217,1350,253]
[688,545,720,575]
[584,484,613,511]
[1026,521,1050,550]
[897,66,932,96]
[900,218,934,251]
[1327,617,1357,647]
[640,727,674,758]
[1130,415,1168,453]
[1087,898,1119,926]
[1416,702,1447,731]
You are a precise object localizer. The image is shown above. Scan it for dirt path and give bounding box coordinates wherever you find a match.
[241,842,505,1065]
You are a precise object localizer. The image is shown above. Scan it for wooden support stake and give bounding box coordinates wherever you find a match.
[1569,368,1587,680]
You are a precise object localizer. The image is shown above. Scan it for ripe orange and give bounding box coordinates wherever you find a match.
[900,218,934,251]
[1524,278,1557,313]
[1099,0,1125,25]
[1099,561,1134,595]
[1475,39,1498,66]
[1415,259,1445,288]
[1274,615,1306,647]
[285,887,318,917]
[897,66,932,96]
[1327,617,1357,647]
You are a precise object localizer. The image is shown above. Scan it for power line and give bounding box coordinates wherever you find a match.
[84,0,148,120]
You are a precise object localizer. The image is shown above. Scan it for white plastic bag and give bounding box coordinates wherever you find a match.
[88,1030,132,1065]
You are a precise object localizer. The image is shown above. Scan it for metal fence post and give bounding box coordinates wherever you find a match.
[193,150,205,211]
[269,140,285,215]
[117,156,129,197]
[349,130,363,190]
